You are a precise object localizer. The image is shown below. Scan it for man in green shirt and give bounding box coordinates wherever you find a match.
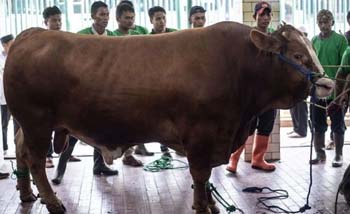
[148,6,177,34]
[335,47,350,97]
[42,6,63,169]
[113,2,154,157]
[345,11,350,45]
[52,1,140,185]
[78,1,115,36]
[79,1,143,168]
[53,2,118,185]
[310,9,347,167]
[114,2,139,36]
[147,6,176,158]
[117,0,149,35]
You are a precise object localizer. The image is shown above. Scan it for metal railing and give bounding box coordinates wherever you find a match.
[280,0,350,39]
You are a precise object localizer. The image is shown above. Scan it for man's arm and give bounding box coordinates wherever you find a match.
[335,49,350,104]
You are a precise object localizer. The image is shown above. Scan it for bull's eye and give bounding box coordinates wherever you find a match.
[294,54,303,60]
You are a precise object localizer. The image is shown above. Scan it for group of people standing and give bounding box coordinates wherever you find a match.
[227,3,350,174]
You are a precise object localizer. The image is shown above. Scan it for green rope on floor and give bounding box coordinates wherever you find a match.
[207,182,238,213]
[143,155,189,172]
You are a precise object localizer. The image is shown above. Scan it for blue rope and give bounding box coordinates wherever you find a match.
[278,53,317,82]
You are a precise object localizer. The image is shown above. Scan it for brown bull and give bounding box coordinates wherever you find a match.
[4,22,333,214]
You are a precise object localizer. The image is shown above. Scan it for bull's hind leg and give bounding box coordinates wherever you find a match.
[21,126,66,214]
[15,128,37,202]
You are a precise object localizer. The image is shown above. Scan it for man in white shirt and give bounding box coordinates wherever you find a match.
[0,34,14,179]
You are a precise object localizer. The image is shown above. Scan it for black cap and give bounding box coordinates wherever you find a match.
[254,1,272,16]
[189,6,206,17]
[0,34,14,44]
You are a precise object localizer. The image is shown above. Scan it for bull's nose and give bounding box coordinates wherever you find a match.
[314,78,334,98]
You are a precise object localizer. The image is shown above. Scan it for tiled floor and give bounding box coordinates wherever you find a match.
[1,118,350,213]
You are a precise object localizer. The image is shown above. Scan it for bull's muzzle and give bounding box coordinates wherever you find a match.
[314,78,335,98]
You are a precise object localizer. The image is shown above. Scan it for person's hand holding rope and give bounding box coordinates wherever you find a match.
[327,89,350,116]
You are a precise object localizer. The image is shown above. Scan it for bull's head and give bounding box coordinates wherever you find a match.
[249,24,334,100]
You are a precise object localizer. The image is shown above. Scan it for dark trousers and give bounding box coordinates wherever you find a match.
[160,144,169,152]
[57,136,78,163]
[1,105,11,151]
[290,101,308,136]
[310,99,345,135]
[249,109,277,136]
[47,142,53,158]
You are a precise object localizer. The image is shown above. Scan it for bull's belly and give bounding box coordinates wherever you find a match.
[68,117,179,149]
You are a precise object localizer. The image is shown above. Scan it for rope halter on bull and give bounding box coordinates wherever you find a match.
[277,55,350,111]
[277,53,317,83]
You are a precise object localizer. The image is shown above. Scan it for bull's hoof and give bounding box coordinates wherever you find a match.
[194,207,212,214]
[208,204,220,213]
[20,193,37,202]
[192,205,212,214]
[46,202,66,214]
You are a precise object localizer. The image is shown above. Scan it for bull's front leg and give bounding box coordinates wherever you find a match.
[15,128,37,202]
[187,143,220,213]
[21,127,66,214]
[189,166,213,214]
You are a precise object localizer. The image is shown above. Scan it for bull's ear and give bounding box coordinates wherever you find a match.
[250,29,281,53]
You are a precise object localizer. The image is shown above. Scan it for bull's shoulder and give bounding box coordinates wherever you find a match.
[16,27,46,42]
[207,21,252,32]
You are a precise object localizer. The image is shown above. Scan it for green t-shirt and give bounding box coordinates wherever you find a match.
[312,31,348,78]
[150,28,177,34]
[133,25,149,35]
[78,27,116,36]
[339,47,350,74]
[113,29,140,36]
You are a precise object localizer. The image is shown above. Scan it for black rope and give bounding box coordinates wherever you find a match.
[335,183,341,214]
[242,187,310,213]
[241,87,316,213]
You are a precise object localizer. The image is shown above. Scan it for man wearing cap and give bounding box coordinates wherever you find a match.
[0,34,14,180]
[189,6,206,28]
[310,9,347,167]
[227,1,276,173]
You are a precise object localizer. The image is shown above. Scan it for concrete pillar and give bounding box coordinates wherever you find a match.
[242,0,281,162]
